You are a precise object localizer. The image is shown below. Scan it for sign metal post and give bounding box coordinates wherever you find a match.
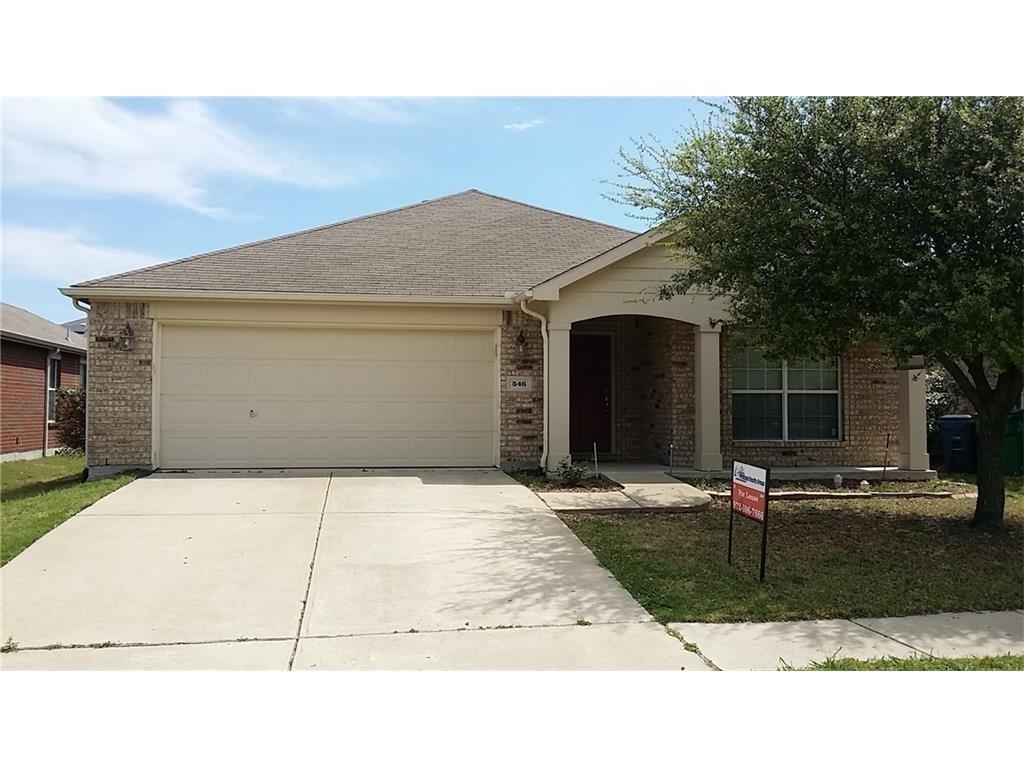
[728,460,771,582]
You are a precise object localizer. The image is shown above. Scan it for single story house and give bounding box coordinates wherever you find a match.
[60,190,929,477]
[1,302,87,461]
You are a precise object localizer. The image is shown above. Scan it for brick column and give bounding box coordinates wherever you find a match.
[547,325,571,472]
[897,368,929,470]
[693,325,723,471]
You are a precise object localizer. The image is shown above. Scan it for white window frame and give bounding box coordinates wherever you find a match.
[46,357,61,424]
[732,352,842,441]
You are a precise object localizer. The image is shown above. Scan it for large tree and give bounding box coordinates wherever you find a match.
[616,97,1023,524]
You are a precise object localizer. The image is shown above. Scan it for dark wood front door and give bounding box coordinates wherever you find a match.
[570,333,612,453]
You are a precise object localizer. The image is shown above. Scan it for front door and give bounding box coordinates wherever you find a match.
[570,333,612,454]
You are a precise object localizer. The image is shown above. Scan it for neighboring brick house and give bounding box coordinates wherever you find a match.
[1,303,87,461]
[58,190,928,477]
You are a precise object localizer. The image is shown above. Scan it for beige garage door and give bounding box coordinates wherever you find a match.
[158,325,496,468]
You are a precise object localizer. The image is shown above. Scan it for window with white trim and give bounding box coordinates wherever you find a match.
[47,358,61,423]
[732,347,840,441]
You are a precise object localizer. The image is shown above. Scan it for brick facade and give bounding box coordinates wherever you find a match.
[79,302,901,472]
[571,316,696,466]
[719,330,901,467]
[87,301,153,470]
[499,309,545,469]
[1,339,83,457]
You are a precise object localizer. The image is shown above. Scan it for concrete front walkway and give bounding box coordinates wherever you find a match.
[670,610,1024,670]
[536,464,711,512]
[1,469,709,671]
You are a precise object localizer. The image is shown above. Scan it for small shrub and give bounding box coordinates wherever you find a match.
[54,388,86,450]
[555,456,591,486]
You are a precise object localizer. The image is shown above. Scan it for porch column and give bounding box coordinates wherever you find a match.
[693,325,723,471]
[547,325,572,472]
[897,368,929,470]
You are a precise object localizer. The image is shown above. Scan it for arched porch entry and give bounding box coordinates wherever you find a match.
[547,311,724,472]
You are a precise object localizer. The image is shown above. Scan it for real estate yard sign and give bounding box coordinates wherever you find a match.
[728,460,771,582]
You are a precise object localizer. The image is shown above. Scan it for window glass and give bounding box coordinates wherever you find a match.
[732,393,783,440]
[731,346,840,440]
[47,359,61,422]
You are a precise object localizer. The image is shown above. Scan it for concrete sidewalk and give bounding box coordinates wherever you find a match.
[536,465,711,512]
[670,610,1024,670]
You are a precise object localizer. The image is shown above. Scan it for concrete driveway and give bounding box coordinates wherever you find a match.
[1,469,707,671]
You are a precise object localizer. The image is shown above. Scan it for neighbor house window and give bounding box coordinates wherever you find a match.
[47,358,61,423]
[79,361,87,391]
[732,347,840,440]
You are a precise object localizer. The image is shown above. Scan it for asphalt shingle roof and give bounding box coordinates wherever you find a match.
[72,190,638,297]
[1,303,87,353]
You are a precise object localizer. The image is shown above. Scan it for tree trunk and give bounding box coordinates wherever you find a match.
[973,412,1007,526]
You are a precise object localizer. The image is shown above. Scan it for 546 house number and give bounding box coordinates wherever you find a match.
[506,377,533,391]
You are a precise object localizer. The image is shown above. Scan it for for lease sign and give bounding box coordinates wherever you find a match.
[732,461,768,523]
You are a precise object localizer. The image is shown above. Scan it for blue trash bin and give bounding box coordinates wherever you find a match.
[938,415,977,473]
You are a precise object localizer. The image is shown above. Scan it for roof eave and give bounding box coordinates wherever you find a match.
[59,286,517,306]
[0,330,87,355]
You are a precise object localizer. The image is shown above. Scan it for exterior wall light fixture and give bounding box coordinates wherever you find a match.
[117,322,136,351]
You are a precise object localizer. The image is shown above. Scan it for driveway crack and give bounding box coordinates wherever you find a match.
[288,471,332,670]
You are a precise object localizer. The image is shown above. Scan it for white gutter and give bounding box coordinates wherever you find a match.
[59,287,511,305]
[518,294,548,471]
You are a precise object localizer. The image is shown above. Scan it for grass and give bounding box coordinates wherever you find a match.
[682,473,1024,496]
[1,454,137,565]
[797,653,1024,671]
[559,495,1024,623]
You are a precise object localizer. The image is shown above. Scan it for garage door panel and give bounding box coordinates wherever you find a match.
[454,434,494,462]
[250,362,294,392]
[416,401,455,425]
[454,400,493,428]
[159,326,496,468]
[452,333,495,361]
[162,398,207,426]
[374,401,412,426]
[162,325,211,358]
[336,365,377,394]
[374,364,413,393]
[415,366,455,392]
[163,436,207,465]
[454,364,495,394]
[162,363,208,394]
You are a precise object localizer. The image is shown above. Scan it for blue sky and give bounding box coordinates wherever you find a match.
[2,98,715,323]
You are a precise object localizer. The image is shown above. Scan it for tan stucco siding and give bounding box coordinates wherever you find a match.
[547,245,730,329]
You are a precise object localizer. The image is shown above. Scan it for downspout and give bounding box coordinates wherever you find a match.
[518,294,549,471]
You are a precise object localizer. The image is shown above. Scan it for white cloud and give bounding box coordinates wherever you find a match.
[2,99,360,217]
[282,98,455,125]
[328,98,425,123]
[2,225,162,285]
[503,117,547,131]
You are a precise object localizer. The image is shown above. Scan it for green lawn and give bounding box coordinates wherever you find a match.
[559,495,1024,623]
[0,455,137,565]
[797,654,1024,671]
[682,473,1024,496]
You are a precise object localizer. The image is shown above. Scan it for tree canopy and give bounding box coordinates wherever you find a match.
[616,97,1023,523]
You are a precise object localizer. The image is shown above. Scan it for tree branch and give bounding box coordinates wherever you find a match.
[936,354,983,412]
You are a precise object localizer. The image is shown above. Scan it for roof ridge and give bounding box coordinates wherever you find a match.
[71,190,485,288]
[464,189,639,236]
[69,189,638,289]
